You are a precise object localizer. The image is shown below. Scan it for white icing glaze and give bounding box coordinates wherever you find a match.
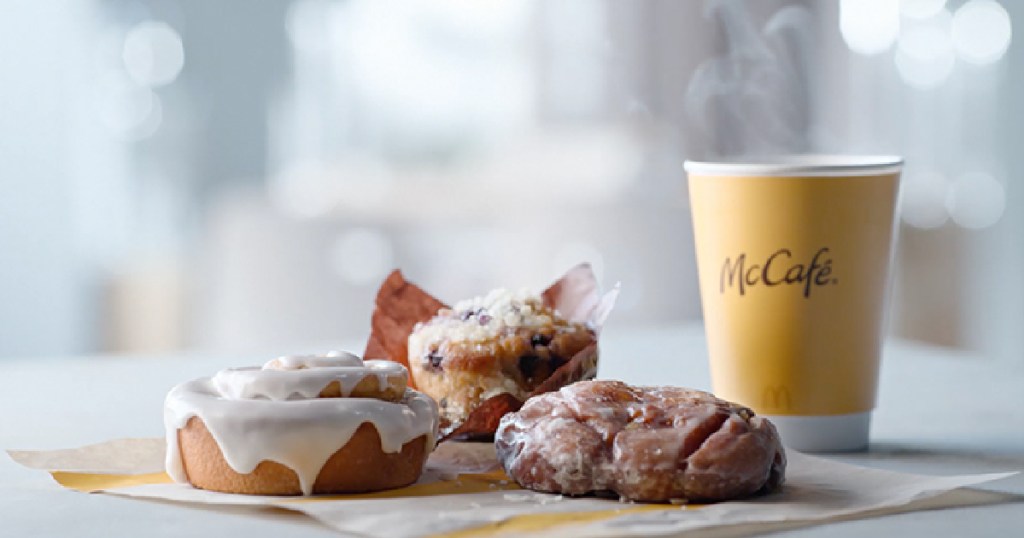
[263,350,362,370]
[164,352,438,495]
[213,357,406,401]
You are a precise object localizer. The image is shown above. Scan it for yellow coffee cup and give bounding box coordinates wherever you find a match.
[685,156,902,451]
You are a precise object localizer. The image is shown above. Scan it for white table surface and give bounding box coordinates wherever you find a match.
[1,323,1022,537]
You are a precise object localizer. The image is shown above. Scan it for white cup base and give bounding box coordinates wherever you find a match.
[763,412,871,452]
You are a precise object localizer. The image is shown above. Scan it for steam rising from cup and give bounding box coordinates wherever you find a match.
[685,0,815,158]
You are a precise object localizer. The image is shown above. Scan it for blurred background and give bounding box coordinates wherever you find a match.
[0,0,1019,361]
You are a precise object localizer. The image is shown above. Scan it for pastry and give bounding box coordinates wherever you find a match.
[364,264,618,440]
[407,289,597,432]
[495,380,786,502]
[164,351,439,495]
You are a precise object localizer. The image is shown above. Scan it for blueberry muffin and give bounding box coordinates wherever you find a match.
[407,289,596,430]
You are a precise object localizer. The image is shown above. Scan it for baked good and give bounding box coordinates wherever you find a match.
[495,380,786,502]
[364,264,618,440]
[407,289,597,431]
[164,351,439,495]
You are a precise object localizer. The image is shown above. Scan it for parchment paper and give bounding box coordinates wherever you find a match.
[7,439,1017,538]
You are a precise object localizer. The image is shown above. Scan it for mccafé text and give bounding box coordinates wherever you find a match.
[720,247,837,298]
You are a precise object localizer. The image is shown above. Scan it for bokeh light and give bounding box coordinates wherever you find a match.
[894,9,955,89]
[901,171,950,229]
[122,21,185,88]
[840,0,900,55]
[947,172,1005,229]
[951,0,1012,65]
[900,0,947,19]
[94,72,163,140]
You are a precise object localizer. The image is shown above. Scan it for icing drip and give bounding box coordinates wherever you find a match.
[164,352,439,495]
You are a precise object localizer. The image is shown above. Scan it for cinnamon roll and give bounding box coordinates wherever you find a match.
[164,351,439,495]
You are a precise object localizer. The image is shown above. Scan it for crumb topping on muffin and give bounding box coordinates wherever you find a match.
[410,289,565,350]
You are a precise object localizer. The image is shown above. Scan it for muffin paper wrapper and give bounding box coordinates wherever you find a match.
[364,263,618,440]
[8,438,1018,538]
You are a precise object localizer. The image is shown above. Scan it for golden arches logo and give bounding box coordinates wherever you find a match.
[761,385,792,412]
